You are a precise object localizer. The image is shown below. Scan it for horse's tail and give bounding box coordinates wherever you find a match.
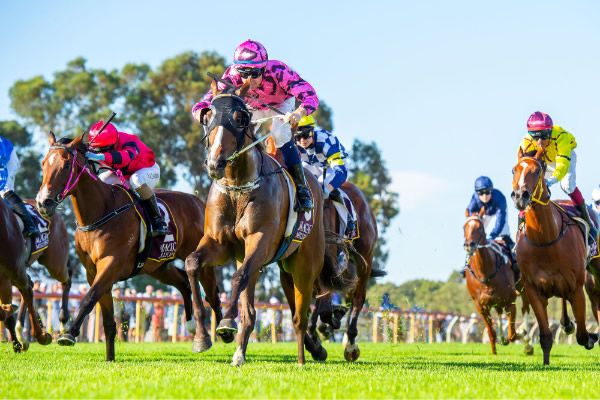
[319,247,356,292]
[370,268,387,278]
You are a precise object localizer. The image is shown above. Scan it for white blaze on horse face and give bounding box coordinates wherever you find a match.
[518,161,530,188]
[48,153,58,166]
[36,185,50,205]
[209,126,224,161]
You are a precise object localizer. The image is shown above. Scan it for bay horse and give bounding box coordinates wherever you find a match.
[463,207,532,355]
[36,132,221,361]
[1,202,72,352]
[304,181,381,362]
[185,81,348,366]
[511,149,598,365]
[0,198,52,350]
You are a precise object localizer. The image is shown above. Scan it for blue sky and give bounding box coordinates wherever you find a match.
[2,1,600,285]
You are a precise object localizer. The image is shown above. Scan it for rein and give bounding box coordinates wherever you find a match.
[521,208,570,247]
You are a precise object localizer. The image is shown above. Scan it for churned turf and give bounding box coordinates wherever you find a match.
[1,341,600,399]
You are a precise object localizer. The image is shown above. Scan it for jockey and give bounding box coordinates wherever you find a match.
[192,39,318,212]
[463,176,517,278]
[518,111,598,242]
[0,135,39,237]
[85,121,168,238]
[293,115,355,235]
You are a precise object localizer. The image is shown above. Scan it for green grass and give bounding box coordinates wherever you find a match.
[1,341,600,399]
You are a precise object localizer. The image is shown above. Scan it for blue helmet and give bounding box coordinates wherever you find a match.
[474,176,493,192]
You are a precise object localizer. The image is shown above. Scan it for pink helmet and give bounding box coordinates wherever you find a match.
[233,40,268,69]
[527,111,553,131]
[89,121,118,147]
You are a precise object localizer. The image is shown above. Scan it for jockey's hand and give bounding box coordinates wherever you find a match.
[545,176,558,187]
[283,108,306,128]
[486,234,494,242]
[86,152,105,161]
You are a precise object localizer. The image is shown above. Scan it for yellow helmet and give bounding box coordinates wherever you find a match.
[298,115,316,128]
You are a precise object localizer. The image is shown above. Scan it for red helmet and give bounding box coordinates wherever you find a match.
[527,111,553,131]
[89,121,118,147]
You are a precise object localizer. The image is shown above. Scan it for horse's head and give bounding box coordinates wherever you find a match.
[511,148,547,211]
[203,80,253,179]
[36,132,89,216]
[463,207,486,255]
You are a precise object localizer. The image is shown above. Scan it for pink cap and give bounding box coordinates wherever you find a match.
[527,111,553,131]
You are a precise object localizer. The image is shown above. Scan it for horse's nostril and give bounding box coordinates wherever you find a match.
[522,191,530,201]
[43,199,54,207]
[217,160,227,169]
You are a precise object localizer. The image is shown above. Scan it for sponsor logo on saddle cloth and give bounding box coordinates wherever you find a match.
[134,199,179,262]
[549,201,599,260]
[22,203,50,254]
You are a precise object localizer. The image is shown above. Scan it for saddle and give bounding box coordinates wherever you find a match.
[3,199,51,255]
[552,200,599,260]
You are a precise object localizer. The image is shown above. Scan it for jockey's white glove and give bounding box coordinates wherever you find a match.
[86,152,105,161]
[283,109,305,126]
[486,234,494,241]
[545,176,558,187]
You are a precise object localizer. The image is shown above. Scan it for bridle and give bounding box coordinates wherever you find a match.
[47,145,98,205]
[463,215,509,283]
[515,157,549,208]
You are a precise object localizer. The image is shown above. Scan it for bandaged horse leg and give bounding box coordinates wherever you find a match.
[135,184,168,237]
[496,308,508,345]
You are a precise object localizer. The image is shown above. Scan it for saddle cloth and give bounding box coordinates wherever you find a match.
[553,200,599,259]
[4,199,51,255]
[331,189,359,240]
[265,154,314,264]
[134,198,179,262]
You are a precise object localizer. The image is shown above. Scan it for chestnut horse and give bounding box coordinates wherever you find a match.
[0,198,52,350]
[1,202,71,352]
[185,81,347,366]
[36,133,221,361]
[463,207,532,355]
[511,150,598,364]
[305,181,381,362]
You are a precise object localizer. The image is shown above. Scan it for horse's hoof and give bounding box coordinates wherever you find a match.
[524,344,534,355]
[317,323,332,340]
[344,343,360,362]
[231,347,245,367]
[12,341,23,353]
[57,333,76,346]
[563,322,575,335]
[185,319,196,335]
[501,338,509,346]
[192,337,212,353]
[216,319,238,341]
[311,346,328,361]
[37,332,52,346]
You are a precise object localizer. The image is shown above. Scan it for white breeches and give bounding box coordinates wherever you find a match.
[98,163,160,190]
[0,150,19,196]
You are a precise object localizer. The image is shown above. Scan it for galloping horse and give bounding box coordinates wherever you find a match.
[0,198,52,350]
[36,132,220,361]
[185,81,348,366]
[305,180,381,362]
[1,203,71,352]
[511,149,598,364]
[463,207,531,355]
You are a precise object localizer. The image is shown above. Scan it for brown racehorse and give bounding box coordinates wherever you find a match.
[36,133,221,361]
[304,181,381,362]
[585,270,600,332]
[0,198,52,350]
[511,149,598,365]
[1,202,71,352]
[463,207,532,355]
[185,81,348,366]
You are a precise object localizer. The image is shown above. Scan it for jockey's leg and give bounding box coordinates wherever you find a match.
[328,188,355,236]
[502,235,520,283]
[135,184,168,237]
[280,141,313,212]
[2,190,39,238]
[570,188,598,244]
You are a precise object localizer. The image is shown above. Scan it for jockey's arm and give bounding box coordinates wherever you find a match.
[103,143,140,169]
[489,191,508,238]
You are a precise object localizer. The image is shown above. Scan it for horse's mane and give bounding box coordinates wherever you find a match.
[56,137,73,145]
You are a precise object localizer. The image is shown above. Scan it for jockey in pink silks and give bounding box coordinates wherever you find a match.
[85,121,168,237]
[192,39,319,212]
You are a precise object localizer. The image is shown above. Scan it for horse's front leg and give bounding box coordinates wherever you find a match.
[560,298,575,335]
[496,307,508,345]
[506,302,520,342]
[0,277,25,352]
[232,268,260,367]
[58,272,73,333]
[97,291,116,361]
[524,281,552,365]
[571,288,598,349]
[185,236,230,352]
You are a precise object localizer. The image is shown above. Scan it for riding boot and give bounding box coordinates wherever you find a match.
[329,188,356,236]
[2,190,39,238]
[575,203,598,245]
[135,184,168,238]
[279,141,313,212]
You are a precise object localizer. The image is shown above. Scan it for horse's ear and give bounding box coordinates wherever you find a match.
[211,79,220,96]
[465,209,470,218]
[517,147,524,160]
[236,80,251,98]
[47,131,56,146]
[479,206,485,218]
[70,134,84,149]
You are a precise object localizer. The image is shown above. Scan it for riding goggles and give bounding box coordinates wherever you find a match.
[528,129,552,140]
[294,126,314,140]
[477,189,492,195]
[236,67,264,79]
[595,200,600,206]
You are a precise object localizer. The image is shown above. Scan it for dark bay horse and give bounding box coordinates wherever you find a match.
[305,181,381,362]
[463,207,532,355]
[1,203,71,352]
[0,198,52,350]
[185,81,348,366]
[511,149,598,364]
[36,133,220,361]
